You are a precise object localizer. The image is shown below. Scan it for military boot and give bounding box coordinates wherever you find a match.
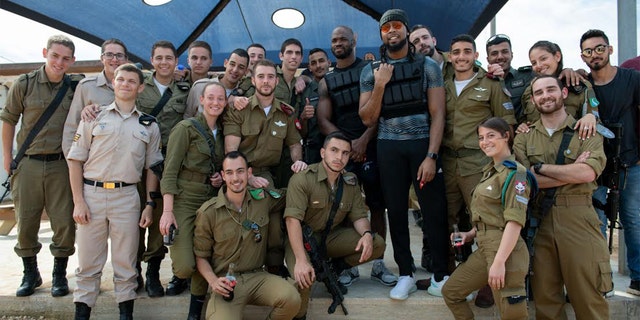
[165,275,189,296]
[187,294,205,320]
[52,257,70,297]
[74,302,91,320]
[145,257,164,297]
[135,261,144,292]
[16,256,43,297]
[118,299,134,320]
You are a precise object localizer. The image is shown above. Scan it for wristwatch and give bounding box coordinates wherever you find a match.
[362,230,375,238]
[533,162,544,175]
[426,152,439,160]
[145,201,157,209]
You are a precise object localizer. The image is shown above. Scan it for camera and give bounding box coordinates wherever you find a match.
[163,224,177,246]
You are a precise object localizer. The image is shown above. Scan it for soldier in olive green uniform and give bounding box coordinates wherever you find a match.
[135,40,190,297]
[284,132,386,318]
[1,35,80,297]
[194,151,300,320]
[521,80,598,125]
[514,76,611,320]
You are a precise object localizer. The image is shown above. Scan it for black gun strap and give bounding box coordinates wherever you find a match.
[540,127,575,216]
[11,75,70,169]
[320,177,344,251]
[150,87,173,117]
[188,118,216,172]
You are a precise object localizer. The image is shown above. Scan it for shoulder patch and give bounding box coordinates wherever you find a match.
[342,173,358,186]
[514,180,527,194]
[249,188,266,200]
[266,189,282,199]
[280,103,295,116]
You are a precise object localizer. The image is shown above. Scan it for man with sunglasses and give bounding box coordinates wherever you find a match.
[581,29,640,297]
[194,151,300,320]
[359,9,450,301]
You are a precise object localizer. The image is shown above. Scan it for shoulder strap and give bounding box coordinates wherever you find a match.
[150,87,173,117]
[320,177,344,250]
[188,118,217,173]
[538,127,574,216]
[501,162,538,208]
[11,75,70,171]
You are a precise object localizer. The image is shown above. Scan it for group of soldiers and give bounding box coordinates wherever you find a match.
[2,7,640,320]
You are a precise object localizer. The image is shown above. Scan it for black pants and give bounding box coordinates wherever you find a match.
[377,139,449,279]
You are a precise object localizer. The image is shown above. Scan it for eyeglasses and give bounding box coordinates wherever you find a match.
[381,21,404,33]
[102,52,127,61]
[581,44,609,57]
[487,34,510,45]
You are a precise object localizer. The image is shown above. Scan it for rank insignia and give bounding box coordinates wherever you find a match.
[267,189,282,199]
[73,133,81,142]
[514,180,526,194]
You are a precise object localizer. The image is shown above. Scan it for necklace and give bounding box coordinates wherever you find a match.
[225,206,246,227]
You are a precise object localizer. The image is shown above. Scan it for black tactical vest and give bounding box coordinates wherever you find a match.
[373,54,426,119]
[324,59,369,139]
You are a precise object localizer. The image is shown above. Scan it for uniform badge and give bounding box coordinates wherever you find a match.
[474,87,487,92]
[275,121,286,127]
[249,188,266,200]
[73,133,81,142]
[486,185,492,191]
[503,102,514,110]
[267,189,282,199]
[514,180,526,194]
[511,79,525,88]
[294,118,302,131]
[515,195,529,205]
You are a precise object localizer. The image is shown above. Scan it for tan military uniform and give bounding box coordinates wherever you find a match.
[442,70,517,227]
[69,102,162,307]
[160,113,224,296]
[443,155,530,319]
[284,163,386,317]
[513,115,611,320]
[193,188,300,320]
[62,71,115,156]
[520,80,599,124]
[135,73,189,262]
[0,66,77,258]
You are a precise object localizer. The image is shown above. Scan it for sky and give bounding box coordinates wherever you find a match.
[0,0,638,70]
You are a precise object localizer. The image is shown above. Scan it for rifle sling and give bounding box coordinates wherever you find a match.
[188,118,217,173]
[539,127,575,216]
[320,177,344,253]
[149,87,173,117]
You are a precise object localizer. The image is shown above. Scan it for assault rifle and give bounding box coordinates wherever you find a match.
[301,224,348,315]
[602,123,622,253]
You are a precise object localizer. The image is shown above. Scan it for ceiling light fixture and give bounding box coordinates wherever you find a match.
[142,0,172,6]
[272,8,305,29]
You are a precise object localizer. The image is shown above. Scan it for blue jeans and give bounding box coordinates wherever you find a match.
[593,186,608,237]
[620,164,640,281]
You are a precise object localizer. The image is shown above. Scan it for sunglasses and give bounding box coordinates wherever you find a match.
[581,44,609,57]
[381,21,404,33]
[487,34,510,45]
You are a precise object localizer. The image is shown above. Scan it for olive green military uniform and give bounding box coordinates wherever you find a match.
[135,73,189,262]
[63,71,115,156]
[0,66,80,258]
[284,163,386,318]
[442,70,517,228]
[160,113,224,296]
[193,188,300,320]
[520,80,599,124]
[443,155,530,320]
[513,115,611,320]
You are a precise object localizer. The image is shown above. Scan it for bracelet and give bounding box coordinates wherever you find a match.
[362,230,374,237]
[145,201,156,209]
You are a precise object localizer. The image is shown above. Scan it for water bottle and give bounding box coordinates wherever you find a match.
[452,224,464,262]
[223,263,237,301]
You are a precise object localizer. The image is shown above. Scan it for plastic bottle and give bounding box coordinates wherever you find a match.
[452,224,464,262]
[223,263,237,301]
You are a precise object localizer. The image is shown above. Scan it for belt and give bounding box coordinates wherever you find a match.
[84,178,134,189]
[178,170,209,184]
[554,194,592,207]
[27,153,64,161]
[442,147,481,158]
[236,266,265,275]
[475,222,503,231]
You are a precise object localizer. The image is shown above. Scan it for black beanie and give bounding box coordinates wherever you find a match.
[379,9,409,29]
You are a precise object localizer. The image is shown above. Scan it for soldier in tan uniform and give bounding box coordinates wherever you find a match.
[135,40,190,297]
[284,132,386,319]
[443,117,530,320]
[159,82,226,319]
[194,151,300,320]
[514,75,611,320]
[1,35,80,298]
[68,64,163,319]
[62,38,129,157]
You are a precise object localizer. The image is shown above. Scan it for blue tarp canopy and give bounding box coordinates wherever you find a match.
[0,0,507,68]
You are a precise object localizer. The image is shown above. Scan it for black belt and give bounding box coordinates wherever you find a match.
[27,153,64,161]
[84,178,134,189]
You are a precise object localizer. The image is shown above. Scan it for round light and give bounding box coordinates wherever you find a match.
[142,0,172,6]
[272,8,305,29]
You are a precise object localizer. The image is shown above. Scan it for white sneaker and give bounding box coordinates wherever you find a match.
[389,275,417,300]
[338,267,359,286]
[427,275,449,297]
[370,260,398,286]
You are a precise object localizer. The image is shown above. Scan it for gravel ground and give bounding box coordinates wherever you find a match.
[1,317,51,320]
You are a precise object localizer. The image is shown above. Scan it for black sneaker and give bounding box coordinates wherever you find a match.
[627,280,640,296]
[165,276,189,296]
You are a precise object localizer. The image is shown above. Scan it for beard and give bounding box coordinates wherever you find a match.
[322,157,345,173]
[387,37,407,53]
[536,98,564,115]
[332,45,353,60]
[256,85,275,97]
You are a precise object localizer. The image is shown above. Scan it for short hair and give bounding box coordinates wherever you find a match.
[323,131,352,148]
[478,117,514,150]
[188,40,212,58]
[485,34,511,52]
[580,29,610,48]
[201,81,227,98]
[280,38,303,54]
[101,38,128,57]
[115,63,144,84]
[247,43,266,54]
[151,40,177,58]
[529,41,563,77]
[410,24,434,36]
[450,34,476,51]
[47,34,75,55]
[223,151,248,168]
[309,48,328,58]
[530,74,564,91]
[230,48,249,61]
[252,59,277,75]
